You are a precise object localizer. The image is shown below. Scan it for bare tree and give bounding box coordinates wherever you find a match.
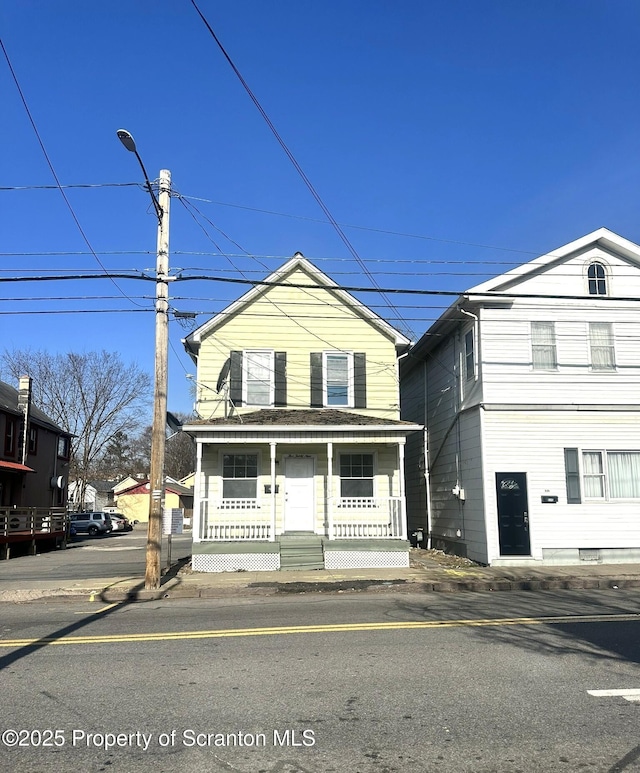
[164,412,196,480]
[128,413,196,482]
[2,348,151,508]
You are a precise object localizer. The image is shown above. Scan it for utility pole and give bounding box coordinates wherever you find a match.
[117,129,171,591]
[146,167,171,590]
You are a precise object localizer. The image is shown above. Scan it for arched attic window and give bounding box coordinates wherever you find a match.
[587,261,608,296]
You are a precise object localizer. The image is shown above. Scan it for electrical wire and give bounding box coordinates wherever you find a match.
[188,0,414,339]
[0,37,147,310]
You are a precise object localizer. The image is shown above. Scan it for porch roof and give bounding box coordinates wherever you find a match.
[0,460,35,474]
[184,409,421,434]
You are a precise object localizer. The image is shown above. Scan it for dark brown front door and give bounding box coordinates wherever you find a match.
[496,472,530,556]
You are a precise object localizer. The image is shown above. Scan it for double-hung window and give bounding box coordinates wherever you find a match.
[57,436,70,460]
[4,418,16,457]
[582,451,606,498]
[324,352,353,407]
[243,350,274,406]
[310,351,366,408]
[589,323,615,371]
[582,450,640,500]
[531,322,557,370]
[339,453,374,499]
[464,330,475,381]
[222,453,258,501]
[28,426,38,455]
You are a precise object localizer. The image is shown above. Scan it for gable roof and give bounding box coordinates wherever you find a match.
[467,227,640,295]
[116,477,194,498]
[183,254,411,359]
[0,379,68,435]
[402,228,640,375]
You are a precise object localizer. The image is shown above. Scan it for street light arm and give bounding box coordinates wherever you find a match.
[132,150,163,223]
[116,128,162,222]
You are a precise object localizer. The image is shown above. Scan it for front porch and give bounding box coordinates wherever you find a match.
[185,411,421,573]
[198,495,406,542]
[192,536,411,573]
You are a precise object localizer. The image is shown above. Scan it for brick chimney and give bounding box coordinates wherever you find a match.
[17,375,32,466]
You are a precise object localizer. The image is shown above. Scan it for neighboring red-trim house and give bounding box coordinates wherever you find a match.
[114,477,194,524]
[0,376,72,558]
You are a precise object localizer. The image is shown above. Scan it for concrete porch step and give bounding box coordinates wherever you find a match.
[278,533,324,571]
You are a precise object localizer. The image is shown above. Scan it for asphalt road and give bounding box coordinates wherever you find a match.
[0,527,193,581]
[2,590,640,772]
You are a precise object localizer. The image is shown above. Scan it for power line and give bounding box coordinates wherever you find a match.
[0,183,141,190]
[188,0,413,339]
[4,270,640,304]
[0,37,147,311]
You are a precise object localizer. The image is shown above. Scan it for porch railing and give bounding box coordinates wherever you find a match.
[0,508,67,539]
[200,499,272,541]
[332,497,405,539]
[197,496,406,541]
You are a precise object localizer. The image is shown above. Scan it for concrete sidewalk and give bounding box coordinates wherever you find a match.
[3,548,640,602]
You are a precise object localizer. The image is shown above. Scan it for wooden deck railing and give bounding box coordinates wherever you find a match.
[0,508,67,539]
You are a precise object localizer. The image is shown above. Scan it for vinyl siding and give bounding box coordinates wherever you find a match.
[199,442,402,536]
[480,301,640,405]
[195,266,400,420]
[481,409,640,562]
[428,407,487,563]
[480,246,640,298]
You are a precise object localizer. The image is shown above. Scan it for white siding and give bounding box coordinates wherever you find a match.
[429,407,487,563]
[480,300,640,406]
[481,409,640,562]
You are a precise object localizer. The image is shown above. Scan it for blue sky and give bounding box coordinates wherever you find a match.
[2,1,640,416]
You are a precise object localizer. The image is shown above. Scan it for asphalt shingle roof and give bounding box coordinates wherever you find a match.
[187,409,416,427]
[0,380,68,434]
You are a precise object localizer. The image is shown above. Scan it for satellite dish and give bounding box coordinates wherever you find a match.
[216,358,231,393]
[166,411,182,434]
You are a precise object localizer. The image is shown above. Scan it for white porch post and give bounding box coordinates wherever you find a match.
[193,440,203,542]
[270,442,277,542]
[398,441,407,540]
[327,441,334,540]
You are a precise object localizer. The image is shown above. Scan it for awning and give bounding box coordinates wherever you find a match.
[0,460,35,473]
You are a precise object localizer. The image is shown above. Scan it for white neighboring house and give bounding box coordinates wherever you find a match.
[400,228,640,566]
[67,480,97,512]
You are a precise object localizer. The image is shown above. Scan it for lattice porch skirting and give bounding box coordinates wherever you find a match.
[192,553,281,573]
[324,550,409,570]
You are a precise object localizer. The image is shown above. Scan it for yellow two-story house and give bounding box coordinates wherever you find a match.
[182,254,421,572]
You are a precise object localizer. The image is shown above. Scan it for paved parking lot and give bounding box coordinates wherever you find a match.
[0,526,192,582]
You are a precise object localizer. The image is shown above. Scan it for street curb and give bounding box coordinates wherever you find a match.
[2,575,640,603]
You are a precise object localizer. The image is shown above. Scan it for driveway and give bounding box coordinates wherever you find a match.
[0,526,192,583]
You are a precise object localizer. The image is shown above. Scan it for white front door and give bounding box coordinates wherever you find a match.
[284,456,315,532]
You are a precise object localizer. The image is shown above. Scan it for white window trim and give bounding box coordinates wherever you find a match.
[588,322,616,373]
[219,448,261,503]
[463,328,476,382]
[323,351,354,408]
[530,321,558,371]
[242,349,275,407]
[337,450,377,501]
[584,259,610,297]
[581,449,640,502]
